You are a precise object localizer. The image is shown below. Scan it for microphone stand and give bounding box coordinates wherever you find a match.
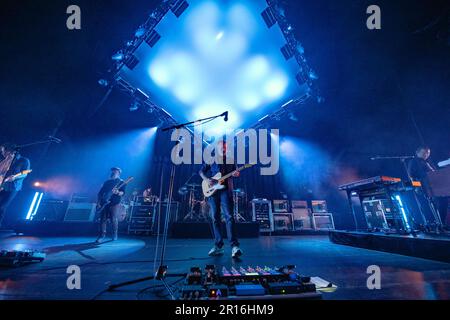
[107,114,227,299]
[161,111,228,132]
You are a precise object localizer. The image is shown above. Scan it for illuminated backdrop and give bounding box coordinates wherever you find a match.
[116,0,311,135]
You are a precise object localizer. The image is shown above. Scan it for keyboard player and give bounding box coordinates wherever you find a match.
[407,146,448,228]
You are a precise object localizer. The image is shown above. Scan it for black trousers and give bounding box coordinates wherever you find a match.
[98,203,119,238]
[0,190,18,228]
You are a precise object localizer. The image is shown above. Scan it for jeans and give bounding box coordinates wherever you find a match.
[98,203,119,238]
[0,190,18,228]
[208,190,239,248]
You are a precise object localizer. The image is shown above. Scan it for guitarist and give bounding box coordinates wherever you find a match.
[0,143,30,229]
[199,141,243,258]
[95,167,126,243]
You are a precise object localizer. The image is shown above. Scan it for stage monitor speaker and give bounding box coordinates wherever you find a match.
[64,203,96,222]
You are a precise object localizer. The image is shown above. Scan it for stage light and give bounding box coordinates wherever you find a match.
[26,192,43,220]
[33,181,41,187]
[129,101,140,112]
[98,79,109,87]
[288,112,298,122]
[309,70,318,80]
[215,31,224,40]
[135,26,146,38]
[114,0,315,130]
[112,51,124,61]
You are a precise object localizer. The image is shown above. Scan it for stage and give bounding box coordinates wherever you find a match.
[329,230,450,263]
[1,232,449,300]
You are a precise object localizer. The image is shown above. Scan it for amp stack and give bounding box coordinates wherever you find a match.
[251,199,335,234]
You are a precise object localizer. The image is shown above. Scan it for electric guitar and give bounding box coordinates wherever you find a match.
[202,164,254,197]
[96,176,134,213]
[0,169,33,191]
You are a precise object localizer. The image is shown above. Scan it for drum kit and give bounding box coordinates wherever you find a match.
[178,183,247,222]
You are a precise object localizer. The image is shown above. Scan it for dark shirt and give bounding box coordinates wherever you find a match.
[201,159,237,191]
[407,157,435,181]
[98,178,126,206]
[2,154,31,192]
[407,157,435,196]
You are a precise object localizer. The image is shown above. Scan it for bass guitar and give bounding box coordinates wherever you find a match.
[96,176,134,214]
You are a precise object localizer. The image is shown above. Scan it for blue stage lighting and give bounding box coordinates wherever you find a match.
[116,0,312,136]
[26,192,43,220]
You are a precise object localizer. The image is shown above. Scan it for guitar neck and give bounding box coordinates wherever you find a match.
[220,165,248,181]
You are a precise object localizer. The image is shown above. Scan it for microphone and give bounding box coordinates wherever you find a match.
[48,136,62,144]
[222,111,228,122]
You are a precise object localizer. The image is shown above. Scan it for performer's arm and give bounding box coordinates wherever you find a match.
[5,158,30,181]
[114,184,126,197]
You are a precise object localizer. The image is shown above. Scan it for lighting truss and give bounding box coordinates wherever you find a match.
[104,0,320,130]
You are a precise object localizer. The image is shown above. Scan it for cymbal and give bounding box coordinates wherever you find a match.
[185,183,201,187]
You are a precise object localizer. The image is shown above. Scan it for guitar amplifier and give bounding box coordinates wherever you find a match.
[64,203,96,222]
[291,200,308,209]
[129,205,155,218]
[292,208,313,230]
[251,199,274,232]
[311,200,328,213]
[312,213,335,230]
[273,213,294,231]
[273,200,289,213]
[33,199,69,221]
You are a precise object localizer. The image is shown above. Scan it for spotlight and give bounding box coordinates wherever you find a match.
[262,7,277,28]
[124,54,139,70]
[309,70,318,80]
[281,43,295,60]
[112,51,124,61]
[288,112,298,122]
[98,79,109,87]
[33,181,41,187]
[144,30,161,48]
[135,26,146,38]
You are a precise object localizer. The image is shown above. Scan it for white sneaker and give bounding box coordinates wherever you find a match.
[231,246,243,258]
[208,246,224,256]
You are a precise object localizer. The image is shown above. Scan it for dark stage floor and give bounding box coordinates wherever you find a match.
[0,233,449,300]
